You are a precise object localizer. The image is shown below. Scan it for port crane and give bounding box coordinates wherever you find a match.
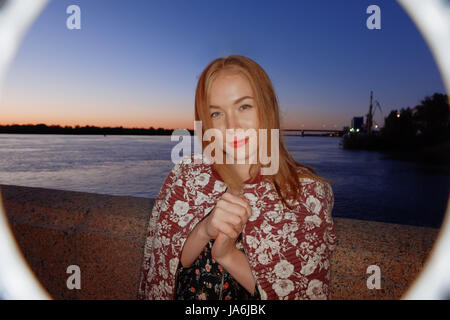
[365,91,383,134]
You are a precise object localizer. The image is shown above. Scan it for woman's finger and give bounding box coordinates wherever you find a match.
[211,206,242,234]
[216,197,248,224]
[221,192,252,220]
[216,221,239,239]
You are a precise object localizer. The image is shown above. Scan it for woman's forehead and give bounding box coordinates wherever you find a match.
[209,73,254,102]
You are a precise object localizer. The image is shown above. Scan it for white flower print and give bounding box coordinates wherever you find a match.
[172,165,181,176]
[178,214,193,227]
[213,180,226,193]
[300,255,320,276]
[272,279,294,297]
[299,177,315,184]
[305,232,318,243]
[246,235,259,249]
[257,252,270,265]
[258,286,268,300]
[180,154,193,165]
[283,210,297,222]
[244,192,258,203]
[248,206,260,222]
[306,279,327,300]
[159,265,168,279]
[274,260,294,279]
[161,236,170,247]
[314,183,325,198]
[266,192,275,201]
[153,237,161,249]
[175,178,183,187]
[169,258,178,275]
[194,191,208,205]
[268,239,280,253]
[316,243,326,255]
[288,233,298,246]
[260,220,273,234]
[173,200,189,216]
[146,252,155,282]
[195,172,210,187]
[160,196,169,212]
[161,280,172,295]
[266,210,282,224]
[286,222,299,233]
[306,195,322,215]
[304,214,322,230]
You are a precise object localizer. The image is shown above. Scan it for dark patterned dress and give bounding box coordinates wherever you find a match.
[174,233,261,300]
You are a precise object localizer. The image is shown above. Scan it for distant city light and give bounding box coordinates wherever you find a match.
[396,113,400,118]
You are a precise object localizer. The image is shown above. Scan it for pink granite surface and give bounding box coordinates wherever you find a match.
[0,184,440,300]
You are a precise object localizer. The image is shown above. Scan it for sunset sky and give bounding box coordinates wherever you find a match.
[0,0,446,130]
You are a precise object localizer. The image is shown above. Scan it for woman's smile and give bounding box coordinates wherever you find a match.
[229,137,249,148]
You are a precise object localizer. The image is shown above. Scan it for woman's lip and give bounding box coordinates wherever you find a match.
[229,137,249,148]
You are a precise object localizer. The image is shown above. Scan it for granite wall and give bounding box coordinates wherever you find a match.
[0,184,439,299]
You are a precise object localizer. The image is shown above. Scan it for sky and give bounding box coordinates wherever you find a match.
[0,0,446,130]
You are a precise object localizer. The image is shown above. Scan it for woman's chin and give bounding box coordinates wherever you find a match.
[224,151,258,164]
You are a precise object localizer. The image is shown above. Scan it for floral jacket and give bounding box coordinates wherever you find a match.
[138,153,336,300]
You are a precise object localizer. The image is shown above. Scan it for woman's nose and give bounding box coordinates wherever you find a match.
[225,112,240,130]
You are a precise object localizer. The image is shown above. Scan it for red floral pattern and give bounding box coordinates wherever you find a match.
[138,153,336,300]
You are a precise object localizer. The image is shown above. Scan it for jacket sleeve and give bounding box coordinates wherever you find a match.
[290,179,337,299]
[243,178,336,300]
[137,158,184,299]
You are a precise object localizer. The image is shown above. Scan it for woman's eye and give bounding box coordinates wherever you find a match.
[210,111,221,118]
[240,104,253,110]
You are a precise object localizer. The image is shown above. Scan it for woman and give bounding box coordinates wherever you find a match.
[138,55,336,300]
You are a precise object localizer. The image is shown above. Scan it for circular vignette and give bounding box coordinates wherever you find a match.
[0,0,51,299]
[0,0,449,300]
[397,0,450,300]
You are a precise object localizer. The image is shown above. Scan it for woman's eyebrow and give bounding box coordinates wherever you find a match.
[210,96,254,108]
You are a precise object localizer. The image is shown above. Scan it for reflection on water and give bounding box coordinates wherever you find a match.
[0,134,448,228]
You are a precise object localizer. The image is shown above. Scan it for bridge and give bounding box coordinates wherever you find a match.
[281,129,344,136]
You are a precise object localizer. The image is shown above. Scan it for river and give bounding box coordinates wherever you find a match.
[0,134,448,228]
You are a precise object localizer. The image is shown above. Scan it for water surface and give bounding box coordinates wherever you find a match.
[0,134,448,228]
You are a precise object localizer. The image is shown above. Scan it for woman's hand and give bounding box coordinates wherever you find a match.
[211,232,238,262]
[181,190,251,268]
[201,191,252,240]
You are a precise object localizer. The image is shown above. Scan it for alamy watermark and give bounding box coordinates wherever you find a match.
[366,264,381,289]
[366,5,381,30]
[66,265,81,290]
[171,121,280,175]
[66,5,81,30]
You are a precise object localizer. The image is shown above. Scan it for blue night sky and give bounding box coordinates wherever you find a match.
[1,0,446,130]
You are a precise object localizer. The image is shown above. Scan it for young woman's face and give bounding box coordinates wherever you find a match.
[208,71,260,163]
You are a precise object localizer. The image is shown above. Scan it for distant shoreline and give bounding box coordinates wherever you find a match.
[0,124,179,136]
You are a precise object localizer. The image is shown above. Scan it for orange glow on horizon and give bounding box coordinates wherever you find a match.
[0,120,193,130]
